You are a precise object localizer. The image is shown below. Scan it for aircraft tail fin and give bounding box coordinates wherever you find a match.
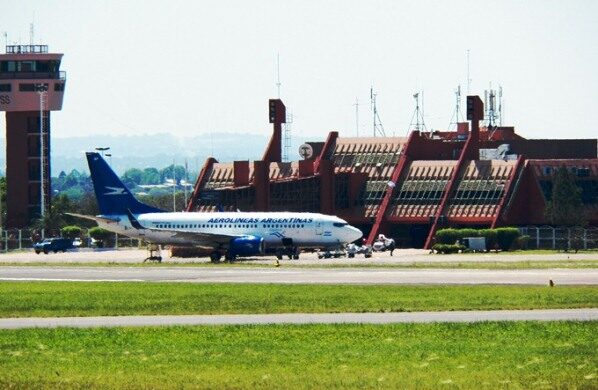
[86,152,163,215]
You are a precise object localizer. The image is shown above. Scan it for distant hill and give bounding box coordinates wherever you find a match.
[0,133,315,176]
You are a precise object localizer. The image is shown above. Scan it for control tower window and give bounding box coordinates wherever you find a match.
[0,61,17,72]
[39,60,60,73]
[19,84,36,92]
[20,61,35,72]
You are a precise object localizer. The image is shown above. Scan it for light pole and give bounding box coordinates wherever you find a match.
[105,153,112,165]
[95,147,110,157]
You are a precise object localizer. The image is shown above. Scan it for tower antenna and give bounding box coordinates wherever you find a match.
[283,111,293,162]
[448,85,463,130]
[370,87,386,137]
[275,53,292,162]
[276,53,281,99]
[353,97,359,137]
[467,49,471,94]
[408,91,426,133]
[498,86,503,126]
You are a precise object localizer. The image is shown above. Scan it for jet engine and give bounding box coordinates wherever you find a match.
[229,236,265,257]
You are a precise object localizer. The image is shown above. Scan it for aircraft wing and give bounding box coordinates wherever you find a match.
[147,228,242,247]
[65,213,121,225]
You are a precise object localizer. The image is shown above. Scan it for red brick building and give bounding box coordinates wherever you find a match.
[187,98,598,248]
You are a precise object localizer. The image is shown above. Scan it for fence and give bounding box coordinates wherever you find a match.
[0,228,141,252]
[518,226,598,250]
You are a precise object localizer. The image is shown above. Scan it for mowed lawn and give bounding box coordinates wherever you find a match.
[0,322,595,389]
[0,282,597,317]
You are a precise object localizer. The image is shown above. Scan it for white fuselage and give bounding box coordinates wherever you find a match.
[97,211,363,250]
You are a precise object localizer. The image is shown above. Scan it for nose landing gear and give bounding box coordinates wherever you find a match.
[144,244,162,262]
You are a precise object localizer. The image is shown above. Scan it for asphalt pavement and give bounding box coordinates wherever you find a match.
[1,248,597,264]
[1,266,597,284]
[0,309,596,329]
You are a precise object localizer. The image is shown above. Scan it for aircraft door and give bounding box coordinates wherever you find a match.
[315,221,323,235]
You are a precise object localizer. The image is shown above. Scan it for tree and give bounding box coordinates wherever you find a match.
[32,194,73,235]
[545,167,586,227]
[141,168,161,185]
[159,165,186,184]
[88,227,112,248]
[61,225,82,239]
[122,168,144,188]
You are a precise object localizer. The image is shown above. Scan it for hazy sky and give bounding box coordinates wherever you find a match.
[1,0,597,142]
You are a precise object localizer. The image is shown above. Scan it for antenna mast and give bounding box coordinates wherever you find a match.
[353,97,359,137]
[485,85,505,140]
[448,85,463,130]
[370,87,386,137]
[484,86,502,128]
[276,52,281,99]
[498,86,503,126]
[283,111,293,162]
[408,92,426,133]
[275,54,292,162]
[467,49,471,94]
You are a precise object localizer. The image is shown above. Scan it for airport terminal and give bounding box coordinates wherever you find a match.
[186,98,598,249]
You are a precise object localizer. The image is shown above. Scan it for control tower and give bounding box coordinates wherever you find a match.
[0,45,66,228]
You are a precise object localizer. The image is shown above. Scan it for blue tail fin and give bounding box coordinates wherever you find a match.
[86,152,163,215]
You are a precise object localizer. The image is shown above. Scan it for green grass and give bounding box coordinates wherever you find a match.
[0,322,595,389]
[1,282,596,318]
[2,259,598,268]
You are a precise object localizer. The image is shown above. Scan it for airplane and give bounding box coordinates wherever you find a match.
[70,152,363,262]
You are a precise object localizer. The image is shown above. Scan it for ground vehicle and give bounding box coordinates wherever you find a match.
[33,238,74,254]
[372,234,396,253]
[317,249,346,259]
[346,243,373,258]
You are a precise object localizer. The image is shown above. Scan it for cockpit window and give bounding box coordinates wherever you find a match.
[333,222,348,227]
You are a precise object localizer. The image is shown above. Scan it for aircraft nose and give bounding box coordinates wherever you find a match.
[346,225,363,243]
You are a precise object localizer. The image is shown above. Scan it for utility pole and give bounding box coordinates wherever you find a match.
[172,159,176,212]
[353,97,359,137]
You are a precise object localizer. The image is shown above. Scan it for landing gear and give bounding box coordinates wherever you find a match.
[225,252,236,262]
[280,238,299,260]
[290,247,300,260]
[276,247,300,260]
[144,244,162,262]
[210,251,222,263]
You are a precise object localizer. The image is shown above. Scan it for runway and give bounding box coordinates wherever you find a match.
[1,266,598,284]
[0,309,596,329]
[1,248,597,264]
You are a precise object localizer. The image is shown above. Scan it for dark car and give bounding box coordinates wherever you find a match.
[33,238,73,254]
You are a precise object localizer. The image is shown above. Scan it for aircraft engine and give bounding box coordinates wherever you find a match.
[229,236,265,257]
